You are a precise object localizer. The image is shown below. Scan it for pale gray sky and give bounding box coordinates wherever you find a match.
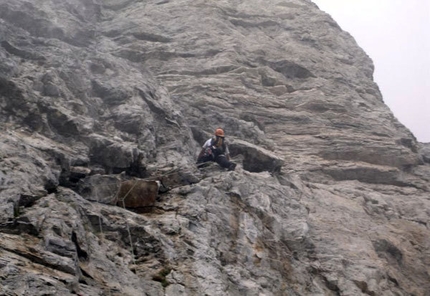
[311,0,430,142]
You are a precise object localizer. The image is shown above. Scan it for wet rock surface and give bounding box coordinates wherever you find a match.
[0,0,429,295]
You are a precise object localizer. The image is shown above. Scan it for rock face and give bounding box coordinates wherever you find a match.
[0,0,429,295]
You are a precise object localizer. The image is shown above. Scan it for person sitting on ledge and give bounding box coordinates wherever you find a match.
[196,128,236,171]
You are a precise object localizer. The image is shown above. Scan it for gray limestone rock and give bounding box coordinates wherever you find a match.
[0,0,429,295]
[419,143,430,163]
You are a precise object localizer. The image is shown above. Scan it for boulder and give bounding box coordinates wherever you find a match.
[229,139,284,173]
[116,179,160,209]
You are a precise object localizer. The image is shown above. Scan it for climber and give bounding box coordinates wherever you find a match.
[196,128,236,171]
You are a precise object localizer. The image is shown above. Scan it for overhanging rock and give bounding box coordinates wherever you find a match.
[229,139,283,173]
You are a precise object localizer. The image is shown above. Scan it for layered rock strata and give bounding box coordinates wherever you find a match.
[0,0,429,295]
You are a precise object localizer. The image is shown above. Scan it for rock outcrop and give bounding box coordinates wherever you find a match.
[1,0,429,295]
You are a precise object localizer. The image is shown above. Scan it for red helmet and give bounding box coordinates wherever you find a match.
[215,128,225,137]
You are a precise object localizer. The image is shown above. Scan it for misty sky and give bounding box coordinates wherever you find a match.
[311,0,430,143]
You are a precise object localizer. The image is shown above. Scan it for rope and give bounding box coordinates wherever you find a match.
[90,4,113,295]
[117,179,140,267]
[92,166,188,270]
[88,167,180,186]
[95,188,104,235]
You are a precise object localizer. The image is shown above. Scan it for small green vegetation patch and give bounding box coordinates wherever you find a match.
[152,268,171,287]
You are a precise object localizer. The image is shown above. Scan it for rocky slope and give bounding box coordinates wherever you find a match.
[1,0,429,295]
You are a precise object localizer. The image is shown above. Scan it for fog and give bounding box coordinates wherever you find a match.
[312,0,430,142]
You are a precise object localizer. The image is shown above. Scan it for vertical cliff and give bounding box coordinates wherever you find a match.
[1,0,429,295]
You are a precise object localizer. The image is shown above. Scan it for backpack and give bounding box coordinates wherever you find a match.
[209,137,226,157]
